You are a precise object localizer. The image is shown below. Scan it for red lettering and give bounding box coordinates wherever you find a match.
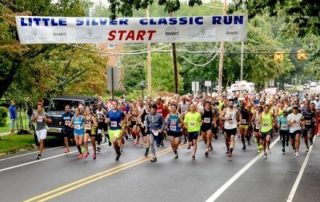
[108,30,116,40]
[118,30,126,40]
[125,30,135,41]
[147,30,156,40]
[136,30,146,40]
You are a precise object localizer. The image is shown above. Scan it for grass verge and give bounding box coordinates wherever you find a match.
[0,134,34,154]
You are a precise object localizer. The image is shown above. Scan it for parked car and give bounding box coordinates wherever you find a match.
[31,95,98,144]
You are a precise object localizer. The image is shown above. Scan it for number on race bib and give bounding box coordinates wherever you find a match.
[204,118,211,124]
[65,120,71,126]
[37,116,43,122]
[305,120,311,125]
[241,119,247,124]
[111,121,117,128]
[170,125,177,131]
[85,124,91,130]
[74,125,81,130]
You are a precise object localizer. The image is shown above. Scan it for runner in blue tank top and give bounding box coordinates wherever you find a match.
[165,103,183,159]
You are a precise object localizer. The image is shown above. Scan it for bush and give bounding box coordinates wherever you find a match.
[0,107,8,127]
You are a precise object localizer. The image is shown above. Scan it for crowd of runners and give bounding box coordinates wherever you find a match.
[31,91,320,162]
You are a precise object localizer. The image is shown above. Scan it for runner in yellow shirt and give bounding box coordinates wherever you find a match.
[184,104,202,160]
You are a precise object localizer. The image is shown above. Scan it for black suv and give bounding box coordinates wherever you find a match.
[45,96,97,136]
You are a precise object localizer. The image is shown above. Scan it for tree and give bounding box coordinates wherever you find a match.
[107,0,202,18]
[0,0,108,102]
[229,0,320,37]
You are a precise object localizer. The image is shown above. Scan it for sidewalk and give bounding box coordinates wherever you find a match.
[0,132,10,136]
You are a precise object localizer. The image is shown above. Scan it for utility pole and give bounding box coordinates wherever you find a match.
[217,0,227,94]
[240,42,244,80]
[169,12,179,94]
[146,6,152,96]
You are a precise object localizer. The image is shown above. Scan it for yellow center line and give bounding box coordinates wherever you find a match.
[24,144,185,202]
[39,148,175,202]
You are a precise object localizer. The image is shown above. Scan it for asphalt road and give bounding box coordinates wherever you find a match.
[0,134,319,202]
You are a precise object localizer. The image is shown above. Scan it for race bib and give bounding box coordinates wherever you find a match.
[305,120,312,125]
[152,130,159,136]
[131,117,136,122]
[37,116,43,122]
[241,119,247,124]
[85,124,91,130]
[170,125,177,131]
[111,121,117,128]
[65,120,71,126]
[281,125,288,130]
[228,120,234,125]
[255,123,260,129]
[74,124,81,130]
[204,118,211,124]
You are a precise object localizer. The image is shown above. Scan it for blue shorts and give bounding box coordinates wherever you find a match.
[10,119,15,129]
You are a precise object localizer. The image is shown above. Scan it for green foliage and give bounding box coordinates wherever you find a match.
[107,0,202,18]
[1,0,107,103]
[229,0,320,37]
[0,107,8,127]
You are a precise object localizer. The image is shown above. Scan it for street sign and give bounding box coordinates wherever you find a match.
[192,81,200,94]
[205,81,212,87]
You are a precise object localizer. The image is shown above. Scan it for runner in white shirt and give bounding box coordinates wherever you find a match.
[287,105,304,157]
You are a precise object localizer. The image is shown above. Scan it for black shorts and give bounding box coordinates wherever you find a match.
[168,131,182,138]
[261,130,273,140]
[97,122,108,131]
[62,128,73,138]
[188,131,199,141]
[303,128,314,137]
[201,124,212,132]
[224,128,237,138]
[254,128,260,132]
[212,127,218,134]
[290,130,301,139]
[279,130,289,137]
[85,129,97,137]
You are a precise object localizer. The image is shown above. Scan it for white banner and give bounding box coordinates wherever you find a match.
[15,15,247,44]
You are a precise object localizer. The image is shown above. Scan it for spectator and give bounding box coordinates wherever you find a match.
[9,100,17,134]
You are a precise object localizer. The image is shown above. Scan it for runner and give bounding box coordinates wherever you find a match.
[220,99,239,160]
[83,107,98,159]
[200,101,215,157]
[128,105,140,144]
[61,105,73,153]
[107,100,126,161]
[145,103,164,162]
[96,104,111,153]
[71,108,85,159]
[278,110,290,154]
[252,105,263,153]
[31,103,52,160]
[165,103,183,159]
[302,100,316,152]
[239,101,251,150]
[287,105,303,157]
[260,104,274,159]
[184,104,202,160]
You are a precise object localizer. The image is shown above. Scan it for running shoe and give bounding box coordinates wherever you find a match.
[150,157,157,162]
[192,155,195,160]
[77,154,83,159]
[84,152,89,158]
[36,154,41,160]
[97,147,101,152]
[205,151,209,157]
[264,153,267,159]
[93,153,96,160]
[295,152,299,157]
[282,148,285,154]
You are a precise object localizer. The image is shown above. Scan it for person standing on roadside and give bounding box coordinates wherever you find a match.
[31,103,52,160]
[9,100,17,134]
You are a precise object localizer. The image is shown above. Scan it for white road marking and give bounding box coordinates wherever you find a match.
[0,143,107,173]
[206,136,280,202]
[0,146,64,162]
[286,136,316,202]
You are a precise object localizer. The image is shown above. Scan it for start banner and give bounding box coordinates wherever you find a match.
[15,15,247,44]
